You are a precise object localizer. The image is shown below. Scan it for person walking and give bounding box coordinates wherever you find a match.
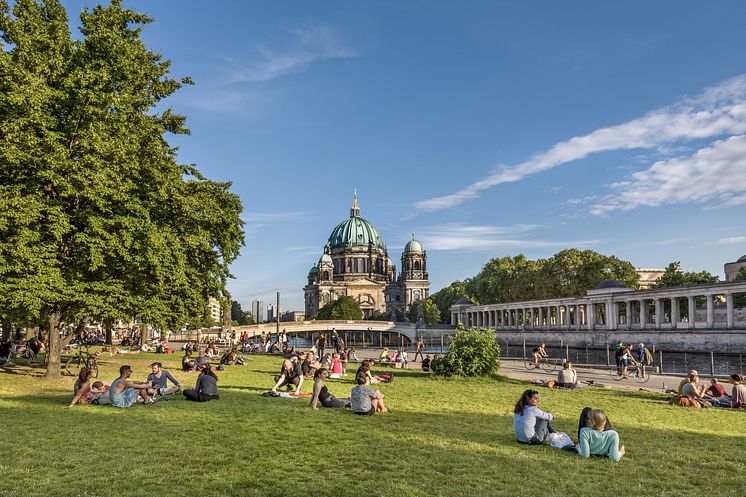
[414,336,425,362]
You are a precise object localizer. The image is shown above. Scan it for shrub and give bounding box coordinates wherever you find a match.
[432,325,501,377]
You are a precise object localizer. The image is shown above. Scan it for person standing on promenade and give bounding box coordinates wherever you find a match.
[414,337,425,362]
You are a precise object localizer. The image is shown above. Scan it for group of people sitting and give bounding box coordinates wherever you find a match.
[513,389,625,461]
[69,361,221,408]
[672,369,746,408]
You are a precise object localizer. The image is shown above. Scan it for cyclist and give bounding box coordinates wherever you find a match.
[533,343,548,366]
[619,345,638,379]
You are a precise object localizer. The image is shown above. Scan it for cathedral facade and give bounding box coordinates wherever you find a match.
[304,194,430,320]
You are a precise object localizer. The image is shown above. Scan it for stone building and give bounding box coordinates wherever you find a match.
[304,194,430,319]
[725,253,746,281]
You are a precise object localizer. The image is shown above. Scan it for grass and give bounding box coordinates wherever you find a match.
[1,350,745,497]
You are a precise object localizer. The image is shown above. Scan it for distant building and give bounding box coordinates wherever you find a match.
[266,304,276,322]
[207,297,222,324]
[304,193,430,319]
[281,311,305,322]
[251,300,264,324]
[636,268,666,289]
[725,253,746,281]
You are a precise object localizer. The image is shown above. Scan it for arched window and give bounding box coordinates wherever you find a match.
[414,260,421,270]
[322,271,329,280]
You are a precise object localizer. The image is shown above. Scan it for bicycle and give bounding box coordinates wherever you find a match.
[65,345,99,378]
[524,357,557,373]
[609,362,650,383]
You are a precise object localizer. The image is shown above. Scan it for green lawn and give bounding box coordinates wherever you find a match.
[1,351,745,497]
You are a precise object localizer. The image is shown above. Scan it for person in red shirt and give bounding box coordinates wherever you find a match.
[705,378,727,398]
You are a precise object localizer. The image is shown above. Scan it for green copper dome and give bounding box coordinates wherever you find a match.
[404,234,423,254]
[327,194,386,250]
[308,264,319,274]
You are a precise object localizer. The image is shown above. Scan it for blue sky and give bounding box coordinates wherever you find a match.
[60,1,746,312]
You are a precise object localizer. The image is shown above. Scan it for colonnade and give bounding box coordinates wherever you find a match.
[450,281,746,331]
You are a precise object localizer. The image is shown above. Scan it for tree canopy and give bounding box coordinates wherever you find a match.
[431,249,638,311]
[0,0,244,378]
[408,298,441,325]
[231,300,252,326]
[315,296,362,321]
[652,262,720,288]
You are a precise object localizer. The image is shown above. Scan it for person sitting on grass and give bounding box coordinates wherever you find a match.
[678,369,698,394]
[182,351,196,371]
[301,351,321,378]
[310,368,351,410]
[557,361,579,389]
[729,374,746,408]
[220,347,245,366]
[513,389,555,445]
[356,359,381,384]
[421,354,432,372]
[194,351,209,371]
[69,368,94,407]
[351,373,388,415]
[705,378,727,399]
[205,343,219,358]
[681,374,711,401]
[90,381,111,405]
[183,366,219,402]
[147,362,182,397]
[272,359,304,394]
[379,347,391,363]
[577,409,625,461]
[330,353,344,378]
[110,365,153,408]
[348,347,359,362]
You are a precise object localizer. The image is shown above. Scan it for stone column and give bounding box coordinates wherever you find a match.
[608,301,617,330]
[639,299,647,330]
[566,305,572,330]
[576,304,583,330]
[726,293,734,329]
[706,295,714,329]
[555,305,561,327]
[671,298,679,330]
[588,303,595,331]
[654,298,662,330]
[538,307,544,328]
[625,301,633,327]
[688,296,696,329]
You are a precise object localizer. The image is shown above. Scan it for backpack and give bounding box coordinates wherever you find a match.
[643,348,654,366]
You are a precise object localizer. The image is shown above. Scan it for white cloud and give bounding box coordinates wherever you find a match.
[415,75,746,211]
[589,135,746,215]
[227,25,357,83]
[707,236,746,245]
[416,223,598,252]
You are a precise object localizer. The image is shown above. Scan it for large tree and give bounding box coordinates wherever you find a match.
[429,280,472,324]
[231,300,251,326]
[408,298,441,325]
[0,1,244,378]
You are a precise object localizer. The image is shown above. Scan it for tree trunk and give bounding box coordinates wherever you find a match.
[105,322,113,346]
[45,311,62,379]
[1,319,11,341]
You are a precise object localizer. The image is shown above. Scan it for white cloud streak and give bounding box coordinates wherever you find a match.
[416,223,598,252]
[227,26,357,83]
[415,75,746,211]
[707,236,746,245]
[590,135,746,215]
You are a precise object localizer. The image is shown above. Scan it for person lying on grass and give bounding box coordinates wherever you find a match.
[310,368,351,410]
[351,373,389,415]
[513,389,556,445]
[147,362,182,397]
[577,409,625,462]
[110,365,153,408]
[272,359,304,394]
[183,365,220,402]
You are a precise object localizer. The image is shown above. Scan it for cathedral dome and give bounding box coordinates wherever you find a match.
[320,254,333,264]
[327,194,386,250]
[404,235,423,254]
[308,264,319,274]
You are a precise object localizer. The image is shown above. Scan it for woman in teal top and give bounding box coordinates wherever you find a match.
[578,409,625,462]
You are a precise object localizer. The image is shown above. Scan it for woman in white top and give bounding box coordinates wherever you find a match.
[558,361,578,388]
[513,389,556,444]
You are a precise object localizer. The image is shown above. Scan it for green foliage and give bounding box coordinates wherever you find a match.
[0,0,244,377]
[432,324,501,377]
[231,300,251,326]
[365,309,392,321]
[737,266,746,281]
[429,280,472,323]
[652,262,720,288]
[458,249,639,305]
[407,298,441,324]
[316,296,362,320]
